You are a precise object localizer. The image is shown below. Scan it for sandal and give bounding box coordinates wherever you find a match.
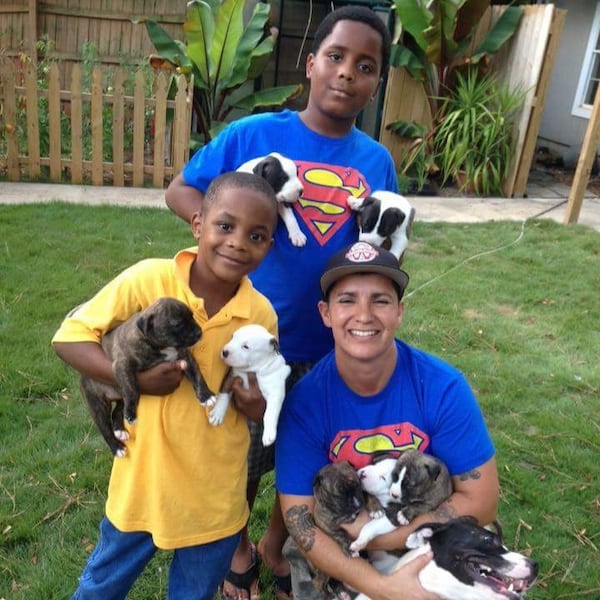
[220,544,261,600]
[273,573,293,600]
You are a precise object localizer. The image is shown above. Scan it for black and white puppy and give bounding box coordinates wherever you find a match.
[356,516,539,600]
[207,324,291,446]
[79,297,213,457]
[351,450,452,554]
[347,191,415,262]
[237,152,306,247]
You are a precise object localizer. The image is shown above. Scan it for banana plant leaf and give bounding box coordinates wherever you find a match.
[228,2,274,87]
[386,120,429,139]
[208,0,244,88]
[226,84,304,113]
[471,7,524,63]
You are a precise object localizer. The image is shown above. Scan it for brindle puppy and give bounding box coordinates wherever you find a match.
[313,461,367,553]
[79,297,213,457]
[312,461,376,599]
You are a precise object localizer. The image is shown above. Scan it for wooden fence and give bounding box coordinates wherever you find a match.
[0,59,193,187]
[0,0,186,88]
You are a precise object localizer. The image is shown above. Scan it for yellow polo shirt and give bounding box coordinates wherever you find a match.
[52,247,277,549]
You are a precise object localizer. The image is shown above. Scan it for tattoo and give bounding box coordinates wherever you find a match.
[458,469,481,482]
[433,498,457,520]
[285,504,317,552]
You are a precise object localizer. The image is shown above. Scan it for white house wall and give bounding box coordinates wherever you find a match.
[538,0,596,152]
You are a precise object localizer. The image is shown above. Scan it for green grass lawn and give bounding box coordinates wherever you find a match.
[1,203,598,599]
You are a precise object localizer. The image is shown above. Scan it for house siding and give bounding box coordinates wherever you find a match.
[538,0,598,152]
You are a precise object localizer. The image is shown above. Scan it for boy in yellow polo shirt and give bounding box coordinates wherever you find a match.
[52,171,279,599]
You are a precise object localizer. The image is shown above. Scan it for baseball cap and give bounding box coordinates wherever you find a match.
[320,242,409,299]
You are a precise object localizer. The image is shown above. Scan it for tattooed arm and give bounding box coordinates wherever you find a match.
[344,457,500,552]
[280,494,438,600]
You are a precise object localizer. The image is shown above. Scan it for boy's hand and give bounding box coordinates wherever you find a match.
[231,373,266,422]
[138,360,187,396]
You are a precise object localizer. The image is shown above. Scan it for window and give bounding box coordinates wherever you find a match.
[573,2,600,118]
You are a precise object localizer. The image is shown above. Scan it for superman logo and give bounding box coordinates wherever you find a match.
[294,162,371,246]
[329,422,430,470]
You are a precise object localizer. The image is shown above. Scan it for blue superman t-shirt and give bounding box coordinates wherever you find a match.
[275,340,496,496]
[182,110,398,362]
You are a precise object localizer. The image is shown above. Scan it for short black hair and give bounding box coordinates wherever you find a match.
[204,171,278,228]
[312,5,391,75]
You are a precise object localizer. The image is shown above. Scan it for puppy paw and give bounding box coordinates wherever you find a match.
[204,395,218,408]
[208,407,226,426]
[262,430,276,447]
[289,231,307,247]
[396,511,409,526]
[113,429,129,442]
[369,509,385,520]
[207,393,229,426]
[349,540,364,555]
[115,447,127,458]
[406,527,433,549]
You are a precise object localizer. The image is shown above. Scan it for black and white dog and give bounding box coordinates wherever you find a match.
[347,191,415,262]
[357,517,538,600]
[237,152,306,247]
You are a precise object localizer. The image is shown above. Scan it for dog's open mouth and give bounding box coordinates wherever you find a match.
[468,558,537,599]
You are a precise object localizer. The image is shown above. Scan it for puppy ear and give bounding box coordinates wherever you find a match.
[359,197,381,231]
[254,157,277,180]
[136,313,154,337]
[270,337,281,354]
[426,462,442,481]
[405,207,416,240]
[313,470,324,490]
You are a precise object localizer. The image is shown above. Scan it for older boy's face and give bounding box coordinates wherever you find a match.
[192,186,275,284]
[306,20,382,121]
[318,273,403,363]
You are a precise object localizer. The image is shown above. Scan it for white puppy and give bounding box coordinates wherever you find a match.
[207,324,291,446]
[237,153,306,247]
[347,191,415,262]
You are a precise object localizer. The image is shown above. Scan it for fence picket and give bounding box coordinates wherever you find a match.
[49,63,62,182]
[71,64,83,184]
[173,74,192,175]
[91,67,103,185]
[3,64,19,181]
[25,61,41,178]
[153,72,168,188]
[133,69,145,187]
[112,69,126,187]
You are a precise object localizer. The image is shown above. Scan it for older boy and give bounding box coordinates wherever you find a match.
[53,172,279,599]
[165,7,397,598]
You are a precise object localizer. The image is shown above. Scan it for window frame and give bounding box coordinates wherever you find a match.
[572,1,600,118]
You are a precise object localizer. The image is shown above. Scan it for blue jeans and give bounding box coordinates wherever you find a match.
[72,516,241,600]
